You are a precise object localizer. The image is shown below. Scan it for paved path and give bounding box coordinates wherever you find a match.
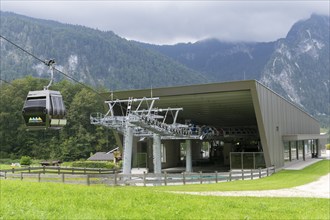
[173,173,330,199]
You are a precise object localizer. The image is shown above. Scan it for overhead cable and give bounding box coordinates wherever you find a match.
[0,78,13,86]
[0,35,107,98]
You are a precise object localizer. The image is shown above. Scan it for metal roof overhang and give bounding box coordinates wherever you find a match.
[108,81,258,128]
[282,134,329,141]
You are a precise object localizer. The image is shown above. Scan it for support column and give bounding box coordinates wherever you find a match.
[186,139,192,172]
[296,141,299,160]
[302,140,305,161]
[122,124,134,175]
[316,139,319,157]
[153,134,162,174]
[289,141,292,162]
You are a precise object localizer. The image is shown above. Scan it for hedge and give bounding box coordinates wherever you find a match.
[71,161,118,169]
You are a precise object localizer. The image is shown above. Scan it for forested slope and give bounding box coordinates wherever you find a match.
[0,77,115,160]
[0,11,208,90]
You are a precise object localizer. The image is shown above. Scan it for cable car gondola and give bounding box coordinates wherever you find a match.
[22,90,66,130]
[22,60,67,130]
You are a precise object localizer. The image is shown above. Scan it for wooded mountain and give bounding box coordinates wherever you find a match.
[1,12,329,127]
[0,11,208,91]
[138,39,275,82]
[140,14,330,125]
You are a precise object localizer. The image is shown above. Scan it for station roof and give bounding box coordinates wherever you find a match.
[109,80,258,127]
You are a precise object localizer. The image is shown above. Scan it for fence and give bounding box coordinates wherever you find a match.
[0,166,275,186]
[0,166,116,175]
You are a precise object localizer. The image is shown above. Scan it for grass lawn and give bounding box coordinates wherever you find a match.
[158,160,330,192]
[1,180,329,219]
[0,164,15,170]
[0,160,329,219]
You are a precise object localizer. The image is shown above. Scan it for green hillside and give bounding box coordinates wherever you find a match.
[0,11,208,90]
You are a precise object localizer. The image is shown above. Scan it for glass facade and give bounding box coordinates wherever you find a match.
[291,141,297,161]
[298,141,304,159]
[230,152,266,169]
[284,139,318,162]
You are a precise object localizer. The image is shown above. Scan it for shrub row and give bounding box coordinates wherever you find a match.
[71,161,118,169]
[0,158,20,164]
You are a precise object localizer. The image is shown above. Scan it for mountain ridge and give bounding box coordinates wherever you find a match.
[139,14,329,122]
[1,11,329,126]
[0,11,208,91]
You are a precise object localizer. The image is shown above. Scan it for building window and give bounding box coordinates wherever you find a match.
[161,144,166,163]
[291,141,297,160]
[298,141,304,159]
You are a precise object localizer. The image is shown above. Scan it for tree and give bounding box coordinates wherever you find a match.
[0,76,116,161]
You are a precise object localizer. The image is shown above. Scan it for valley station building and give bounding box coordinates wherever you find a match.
[100,80,327,173]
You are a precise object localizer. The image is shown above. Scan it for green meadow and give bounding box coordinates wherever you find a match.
[159,160,330,192]
[1,160,329,219]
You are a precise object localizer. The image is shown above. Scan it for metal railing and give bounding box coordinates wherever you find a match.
[230,152,266,170]
[1,166,275,186]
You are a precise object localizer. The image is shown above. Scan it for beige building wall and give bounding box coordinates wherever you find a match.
[252,82,320,168]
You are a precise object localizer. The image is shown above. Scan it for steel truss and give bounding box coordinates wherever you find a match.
[90,97,201,140]
[90,96,259,140]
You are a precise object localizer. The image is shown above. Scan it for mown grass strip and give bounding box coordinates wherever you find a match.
[156,160,330,192]
[0,179,329,219]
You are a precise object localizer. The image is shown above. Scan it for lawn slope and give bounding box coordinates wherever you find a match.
[0,160,329,219]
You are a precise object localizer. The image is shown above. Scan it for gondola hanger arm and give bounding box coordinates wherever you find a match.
[44,59,55,90]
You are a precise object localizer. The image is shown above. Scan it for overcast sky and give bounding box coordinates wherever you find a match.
[1,1,329,45]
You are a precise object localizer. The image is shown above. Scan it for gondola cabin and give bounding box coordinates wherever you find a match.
[22,90,66,130]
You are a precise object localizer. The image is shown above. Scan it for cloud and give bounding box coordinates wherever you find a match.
[1,1,329,44]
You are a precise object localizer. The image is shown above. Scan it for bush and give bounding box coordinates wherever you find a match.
[20,156,32,166]
[71,161,117,169]
[326,144,330,150]
[0,158,20,164]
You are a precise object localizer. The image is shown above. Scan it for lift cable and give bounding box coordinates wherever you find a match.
[0,78,13,86]
[0,35,107,99]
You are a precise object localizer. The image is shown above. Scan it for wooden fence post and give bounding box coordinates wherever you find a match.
[242,169,244,180]
[28,166,31,173]
[215,171,218,183]
[86,174,90,186]
[20,172,23,181]
[251,169,253,180]
[12,168,14,173]
[58,167,60,175]
[72,168,74,175]
[229,171,232,181]
[164,172,167,186]
[259,168,261,178]
[62,173,65,183]
[267,168,269,176]
[199,171,203,184]
[43,166,46,174]
[38,173,41,182]
[114,171,117,186]
[143,171,146,187]
[84,168,86,174]
[4,171,7,179]
[182,172,186,185]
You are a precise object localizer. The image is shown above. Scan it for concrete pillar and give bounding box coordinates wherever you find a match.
[186,139,192,172]
[153,134,162,174]
[122,124,134,175]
